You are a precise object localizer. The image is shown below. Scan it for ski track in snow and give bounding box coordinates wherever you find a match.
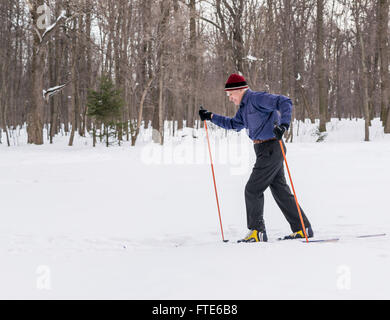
[1,228,387,253]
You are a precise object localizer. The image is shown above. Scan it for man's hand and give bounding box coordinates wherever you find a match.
[273,124,289,140]
[199,106,213,121]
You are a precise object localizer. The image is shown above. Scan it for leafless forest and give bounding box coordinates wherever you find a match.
[0,0,389,146]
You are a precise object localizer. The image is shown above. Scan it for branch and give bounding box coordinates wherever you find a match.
[221,0,235,17]
[178,0,224,32]
[41,10,68,41]
[25,0,33,13]
[33,25,43,43]
[199,16,224,31]
[42,81,70,102]
[25,1,43,42]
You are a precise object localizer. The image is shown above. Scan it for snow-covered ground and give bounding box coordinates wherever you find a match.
[0,118,390,299]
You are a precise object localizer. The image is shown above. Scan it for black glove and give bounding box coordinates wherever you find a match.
[199,106,213,121]
[273,123,289,140]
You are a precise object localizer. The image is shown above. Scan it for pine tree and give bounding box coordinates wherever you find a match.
[87,75,124,147]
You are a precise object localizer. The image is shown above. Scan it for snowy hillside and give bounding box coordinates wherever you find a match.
[0,118,389,299]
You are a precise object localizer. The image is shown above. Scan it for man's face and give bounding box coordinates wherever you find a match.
[227,89,245,106]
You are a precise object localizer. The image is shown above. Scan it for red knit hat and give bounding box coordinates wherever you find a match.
[224,73,248,91]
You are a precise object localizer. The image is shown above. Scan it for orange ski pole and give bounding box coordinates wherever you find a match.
[278,140,309,243]
[203,119,227,242]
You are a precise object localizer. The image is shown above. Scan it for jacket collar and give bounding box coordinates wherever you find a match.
[240,89,251,107]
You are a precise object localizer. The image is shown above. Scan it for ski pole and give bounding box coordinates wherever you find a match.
[202,111,227,242]
[278,139,309,243]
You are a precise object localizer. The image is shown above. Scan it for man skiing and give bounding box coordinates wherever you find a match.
[199,74,313,243]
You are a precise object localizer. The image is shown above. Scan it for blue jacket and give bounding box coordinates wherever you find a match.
[211,89,293,141]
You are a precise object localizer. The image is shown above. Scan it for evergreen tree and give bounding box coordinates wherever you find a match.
[87,76,124,147]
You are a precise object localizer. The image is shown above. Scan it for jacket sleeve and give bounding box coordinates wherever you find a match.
[277,95,293,128]
[211,109,245,132]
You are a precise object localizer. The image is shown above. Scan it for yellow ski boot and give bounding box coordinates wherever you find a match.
[237,230,268,243]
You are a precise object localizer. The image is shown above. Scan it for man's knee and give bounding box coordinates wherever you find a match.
[245,180,267,197]
[245,181,255,197]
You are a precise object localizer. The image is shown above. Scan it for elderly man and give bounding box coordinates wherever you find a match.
[199,74,313,243]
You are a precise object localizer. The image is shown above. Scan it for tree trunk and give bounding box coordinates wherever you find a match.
[359,33,371,141]
[27,0,45,145]
[354,2,370,141]
[316,0,328,132]
[152,0,170,144]
[378,0,390,132]
[132,78,153,146]
[158,57,164,145]
[68,17,79,147]
[281,0,292,96]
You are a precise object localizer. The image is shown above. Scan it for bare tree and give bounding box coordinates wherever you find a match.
[1,0,390,146]
[352,0,371,141]
[316,0,328,132]
[377,0,390,132]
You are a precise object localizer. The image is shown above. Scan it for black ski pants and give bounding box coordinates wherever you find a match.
[245,139,311,233]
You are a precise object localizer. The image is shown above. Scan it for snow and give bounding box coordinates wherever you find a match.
[43,84,67,100]
[45,84,67,93]
[245,55,258,62]
[1,118,390,299]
